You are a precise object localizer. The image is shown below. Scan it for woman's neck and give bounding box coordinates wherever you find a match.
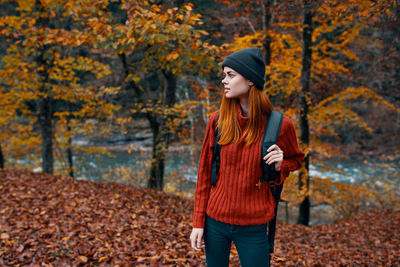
[239,98,250,117]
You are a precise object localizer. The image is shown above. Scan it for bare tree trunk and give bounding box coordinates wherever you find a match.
[66,111,74,178]
[183,85,196,156]
[261,0,275,90]
[147,114,167,190]
[0,144,4,169]
[285,201,289,223]
[35,1,53,174]
[147,70,176,190]
[297,0,313,226]
[38,93,53,174]
[37,47,54,174]
[201,80,209,125]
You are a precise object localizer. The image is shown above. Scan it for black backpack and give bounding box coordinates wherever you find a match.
[211,110,283,254]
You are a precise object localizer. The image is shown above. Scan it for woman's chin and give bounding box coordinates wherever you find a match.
[225,92,235,98]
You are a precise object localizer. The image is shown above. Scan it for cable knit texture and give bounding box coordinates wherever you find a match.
[193,106,305,228]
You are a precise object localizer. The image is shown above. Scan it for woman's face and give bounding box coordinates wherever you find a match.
[221,66,253,99]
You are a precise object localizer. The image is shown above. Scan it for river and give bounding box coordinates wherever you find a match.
[20,145,398,225]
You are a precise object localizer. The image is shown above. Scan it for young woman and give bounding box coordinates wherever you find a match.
[189,47,305,267]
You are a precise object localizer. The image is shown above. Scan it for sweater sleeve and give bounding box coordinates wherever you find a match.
[192,111,218,228]
[276,115,305,184]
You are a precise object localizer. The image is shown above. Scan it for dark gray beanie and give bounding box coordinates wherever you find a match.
[222,47,266,90]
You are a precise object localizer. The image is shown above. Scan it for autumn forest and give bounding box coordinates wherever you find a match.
[0,0,399,266]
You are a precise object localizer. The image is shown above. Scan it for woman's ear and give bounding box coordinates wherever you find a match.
[249,81,254,86]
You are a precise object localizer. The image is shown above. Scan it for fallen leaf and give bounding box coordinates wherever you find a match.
[78,256,88,263]
[0,233,10,239]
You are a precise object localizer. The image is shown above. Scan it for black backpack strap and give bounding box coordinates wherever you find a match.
[267,182,284,254]
[211,114,221,186]
[260,110,284,255]
[260,110,283,184]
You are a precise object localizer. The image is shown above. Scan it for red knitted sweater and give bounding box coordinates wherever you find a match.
[192,107,305,228]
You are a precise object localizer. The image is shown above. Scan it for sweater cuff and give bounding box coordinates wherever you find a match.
[192,214,206,228]
[277,162,290,185]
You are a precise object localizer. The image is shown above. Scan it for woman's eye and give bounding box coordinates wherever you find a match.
[221,74,234,79]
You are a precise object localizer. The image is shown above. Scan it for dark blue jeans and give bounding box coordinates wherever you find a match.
[204,214,270,267]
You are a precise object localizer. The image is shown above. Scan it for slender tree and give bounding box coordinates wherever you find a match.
[102,1,218,190]
[66,105,74,178]
[261,0,275,89]
[297,0,313,225]
[36,47,54,173]
[0,144,3,169]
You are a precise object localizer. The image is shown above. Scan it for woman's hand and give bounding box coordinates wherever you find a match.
[263,144,284,171]
[190,228,205,251]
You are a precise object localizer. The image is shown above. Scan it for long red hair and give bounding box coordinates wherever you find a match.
[217,85,273,146]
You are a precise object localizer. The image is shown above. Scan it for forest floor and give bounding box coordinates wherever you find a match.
[0,169,399,266]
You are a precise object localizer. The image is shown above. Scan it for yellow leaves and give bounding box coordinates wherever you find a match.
[39,0,53,10]
[312,176,376,219]
[50,56,111,84]
[102,86,121,95]
[165,7,175,16]
[150,4,161,12]
[183,3,193,11]
[226,32,263,51]
[317,86,398,113]
[281,172,308,204]
[16,0,35,12]
[312,102,372,136]
[0,3,118,171]
[0,16,21,35]
[197,30,209,36]
[98,256,108,263]
[117,34,136,50]
[277,21,302,31]
[165,51,179,61]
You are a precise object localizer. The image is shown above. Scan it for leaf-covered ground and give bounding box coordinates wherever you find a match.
[0,169,399,266]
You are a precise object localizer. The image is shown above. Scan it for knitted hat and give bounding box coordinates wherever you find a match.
[222,47,266,90]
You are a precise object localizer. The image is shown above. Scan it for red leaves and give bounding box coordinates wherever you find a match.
[0,169,202,266]
[272,209,400,266]
[1,169,399,266]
